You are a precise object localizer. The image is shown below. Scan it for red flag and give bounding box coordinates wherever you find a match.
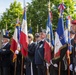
[44,41,51,63]
[20,8,28,57]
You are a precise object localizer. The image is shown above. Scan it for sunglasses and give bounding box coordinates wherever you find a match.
[28,36,31,38]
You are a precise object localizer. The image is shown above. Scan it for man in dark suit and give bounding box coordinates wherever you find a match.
[0,35,12,75]
[71,20,76,33]
[69,20,76,75]
[70,34,76,75]
[35,29,47,75]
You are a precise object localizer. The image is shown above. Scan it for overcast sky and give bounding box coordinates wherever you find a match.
[0,0,31,14]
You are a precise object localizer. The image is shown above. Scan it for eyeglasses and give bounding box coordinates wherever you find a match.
[28,36,31,38]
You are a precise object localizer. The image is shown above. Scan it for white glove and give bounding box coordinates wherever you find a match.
[15,50,19,54]
[69,64,73,71]
[53,64,58,67]
[50,60,58,67]
[46,63,49,67]
[74,66,76,72]
[50,60,53,65]
[46,63,50,69]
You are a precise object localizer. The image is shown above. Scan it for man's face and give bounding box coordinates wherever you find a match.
[39,32,46,39]
[35,36,41,42]
[2,38,8,43]
[71,24,76,33]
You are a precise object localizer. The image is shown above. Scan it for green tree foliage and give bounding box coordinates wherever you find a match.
[27,0,48,34]
[0,0,75,36]
[27,0,75,34]
[0,0,23,36]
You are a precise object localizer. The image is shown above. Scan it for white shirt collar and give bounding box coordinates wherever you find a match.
[29,41,33,44]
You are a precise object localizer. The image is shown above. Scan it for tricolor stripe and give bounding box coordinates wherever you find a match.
[20,8,28,57]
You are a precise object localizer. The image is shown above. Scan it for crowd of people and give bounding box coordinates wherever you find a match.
[0,19,76,75]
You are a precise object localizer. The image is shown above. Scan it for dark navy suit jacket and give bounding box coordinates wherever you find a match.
[35,41,44,65]
[0,42,12,67]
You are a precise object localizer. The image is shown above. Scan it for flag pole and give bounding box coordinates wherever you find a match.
[58,1,64,75]
[6,22,7,30]
[29,19,31,28]
[67,7,71,75]
[58,62,61,75]
[21,0,26,75]
[37,24,38,32]
[46,1,50,75]
[14,18,21,75]
[14,56,17,75]
[62,0,64,3]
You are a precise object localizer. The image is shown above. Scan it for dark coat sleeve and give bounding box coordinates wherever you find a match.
[28,43,36,56]
[70,39,76,64]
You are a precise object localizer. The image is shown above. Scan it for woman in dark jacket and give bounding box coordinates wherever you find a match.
[25,34,37,75]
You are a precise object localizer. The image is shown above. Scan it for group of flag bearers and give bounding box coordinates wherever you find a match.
[0,1,76,75]
[0,22,76,75]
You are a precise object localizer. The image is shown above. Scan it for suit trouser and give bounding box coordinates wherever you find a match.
[10,64,14,75]
[0,68,1,75]
[37,64,47,75]
[26,62,31,75]
[50,65,58,75]
[70,71,76,75]
[0,67,2,75]
[60,70,67,75]
[26,61,37,75]
[2,67,10,75]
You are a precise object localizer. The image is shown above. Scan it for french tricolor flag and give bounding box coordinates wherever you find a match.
[10,18,21,61]
[54,17,66,58]
[20,7,28,57]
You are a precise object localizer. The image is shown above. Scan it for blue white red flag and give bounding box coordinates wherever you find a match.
[10,18,21,62]
[46,12,54,46]
[65,16,72,55]
[20,7,28,57]
[44,11,54,63]
[54,17,66,58]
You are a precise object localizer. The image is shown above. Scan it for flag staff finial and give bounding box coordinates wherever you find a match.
[48,0,50,12]
[18,12,19,19]
[30,19,31,27]
[62,0,64,3]
[23,0,27,8]
[6,22,7,30]
[67,6,70,14]
[24,0,25,7]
